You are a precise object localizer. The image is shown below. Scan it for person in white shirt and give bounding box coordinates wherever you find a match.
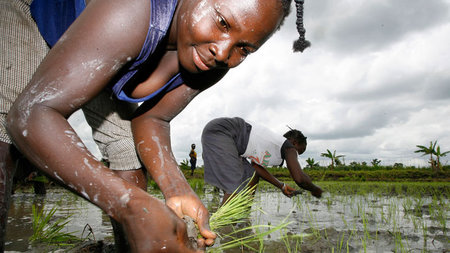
[201,117,322,204]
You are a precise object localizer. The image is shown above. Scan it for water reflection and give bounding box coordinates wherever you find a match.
[4,183,449,253]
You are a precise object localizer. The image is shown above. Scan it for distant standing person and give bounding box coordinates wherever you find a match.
[190,144,197,176]
[201,117,323,205]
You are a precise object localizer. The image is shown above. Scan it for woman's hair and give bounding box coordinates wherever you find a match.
[283,128,307,145]
[278,0,310,53]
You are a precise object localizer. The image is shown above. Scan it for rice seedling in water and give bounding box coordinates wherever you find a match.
[30,204,82,246]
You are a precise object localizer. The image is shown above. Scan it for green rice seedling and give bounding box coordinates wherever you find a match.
[361,211,371,241]
[208,223,291,252]
[30,204,82,245]
[281,231,304,253]
[360,236,367,253]
[411,215,420,232]
[413,197,424,217]
[402,197,413,216]
[326,195,333,210]
[255,226,265,253]
[340,213,348,229]
[335,232,348,253]
[421,219,428,249]
[390,218,410,253]
[304,203,321,240]
[429,195,448,234]
[356,199,365,217]
[380,205,387,224]
[387,199,398,223]
[437,206,447,235]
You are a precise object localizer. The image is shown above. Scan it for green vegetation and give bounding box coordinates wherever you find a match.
[320,149,345,170]
[10,176,448,252]
[301,168,449,182]
[14,142,449,252]
[305,157,319,168]
[30,204,82,245]
[208,179,292,252]
[415,140,450,171]
[209,185,257,231]
[179,164,450,184]
[179,158,190,170]
[288,181,448,252]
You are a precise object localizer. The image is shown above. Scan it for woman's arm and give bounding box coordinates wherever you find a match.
[251,162,283,189]
[7,0,203,251]
[8,0,147,219]
[132,82,221,245]
[285,148,323,198]
[251,162,297,197]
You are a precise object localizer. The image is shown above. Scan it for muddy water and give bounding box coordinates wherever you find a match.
[4,184,449,252]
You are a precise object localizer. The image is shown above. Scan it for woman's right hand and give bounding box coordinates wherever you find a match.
[119,190,204,253]
[281,183,297,198]
[166,192,217,246]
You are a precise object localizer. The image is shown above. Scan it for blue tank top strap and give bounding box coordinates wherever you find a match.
[111,0,184,103]
[115,72,184,103]
[30,0,86,47]
[129,0,177,69]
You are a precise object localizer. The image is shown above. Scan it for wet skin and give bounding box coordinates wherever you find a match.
[0,142,15,252]
[5,0,285,252]
[228,141,322,204]
[284,142,323,198]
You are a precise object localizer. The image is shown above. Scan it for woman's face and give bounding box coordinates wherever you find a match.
[174,0,283,73]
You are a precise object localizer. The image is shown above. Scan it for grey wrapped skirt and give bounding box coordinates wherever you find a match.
[201,117,254,194]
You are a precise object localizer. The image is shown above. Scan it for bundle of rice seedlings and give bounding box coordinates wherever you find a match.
[209,184,258,232]
[205,177,292,252]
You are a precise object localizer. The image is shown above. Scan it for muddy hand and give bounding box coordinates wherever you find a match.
[282,184,297,198]
[292,190,303,196]
[166,193,217,246]
[119,191,203,253]
[311,185,323,198]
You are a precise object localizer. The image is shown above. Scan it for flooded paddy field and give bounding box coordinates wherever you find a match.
[4,181,449,252]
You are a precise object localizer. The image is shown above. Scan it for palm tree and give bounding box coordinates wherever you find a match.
[371,158,381,167]
[434,145,450,170]
[305,157,319,168]
[320,149,345,170]
[415,141,437,171]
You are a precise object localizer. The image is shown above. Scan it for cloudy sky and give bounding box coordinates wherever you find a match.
[70,0,450,168]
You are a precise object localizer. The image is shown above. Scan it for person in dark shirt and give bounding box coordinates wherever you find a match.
[189,144,197,176]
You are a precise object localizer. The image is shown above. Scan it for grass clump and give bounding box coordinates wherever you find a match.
[30,204,82,245]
